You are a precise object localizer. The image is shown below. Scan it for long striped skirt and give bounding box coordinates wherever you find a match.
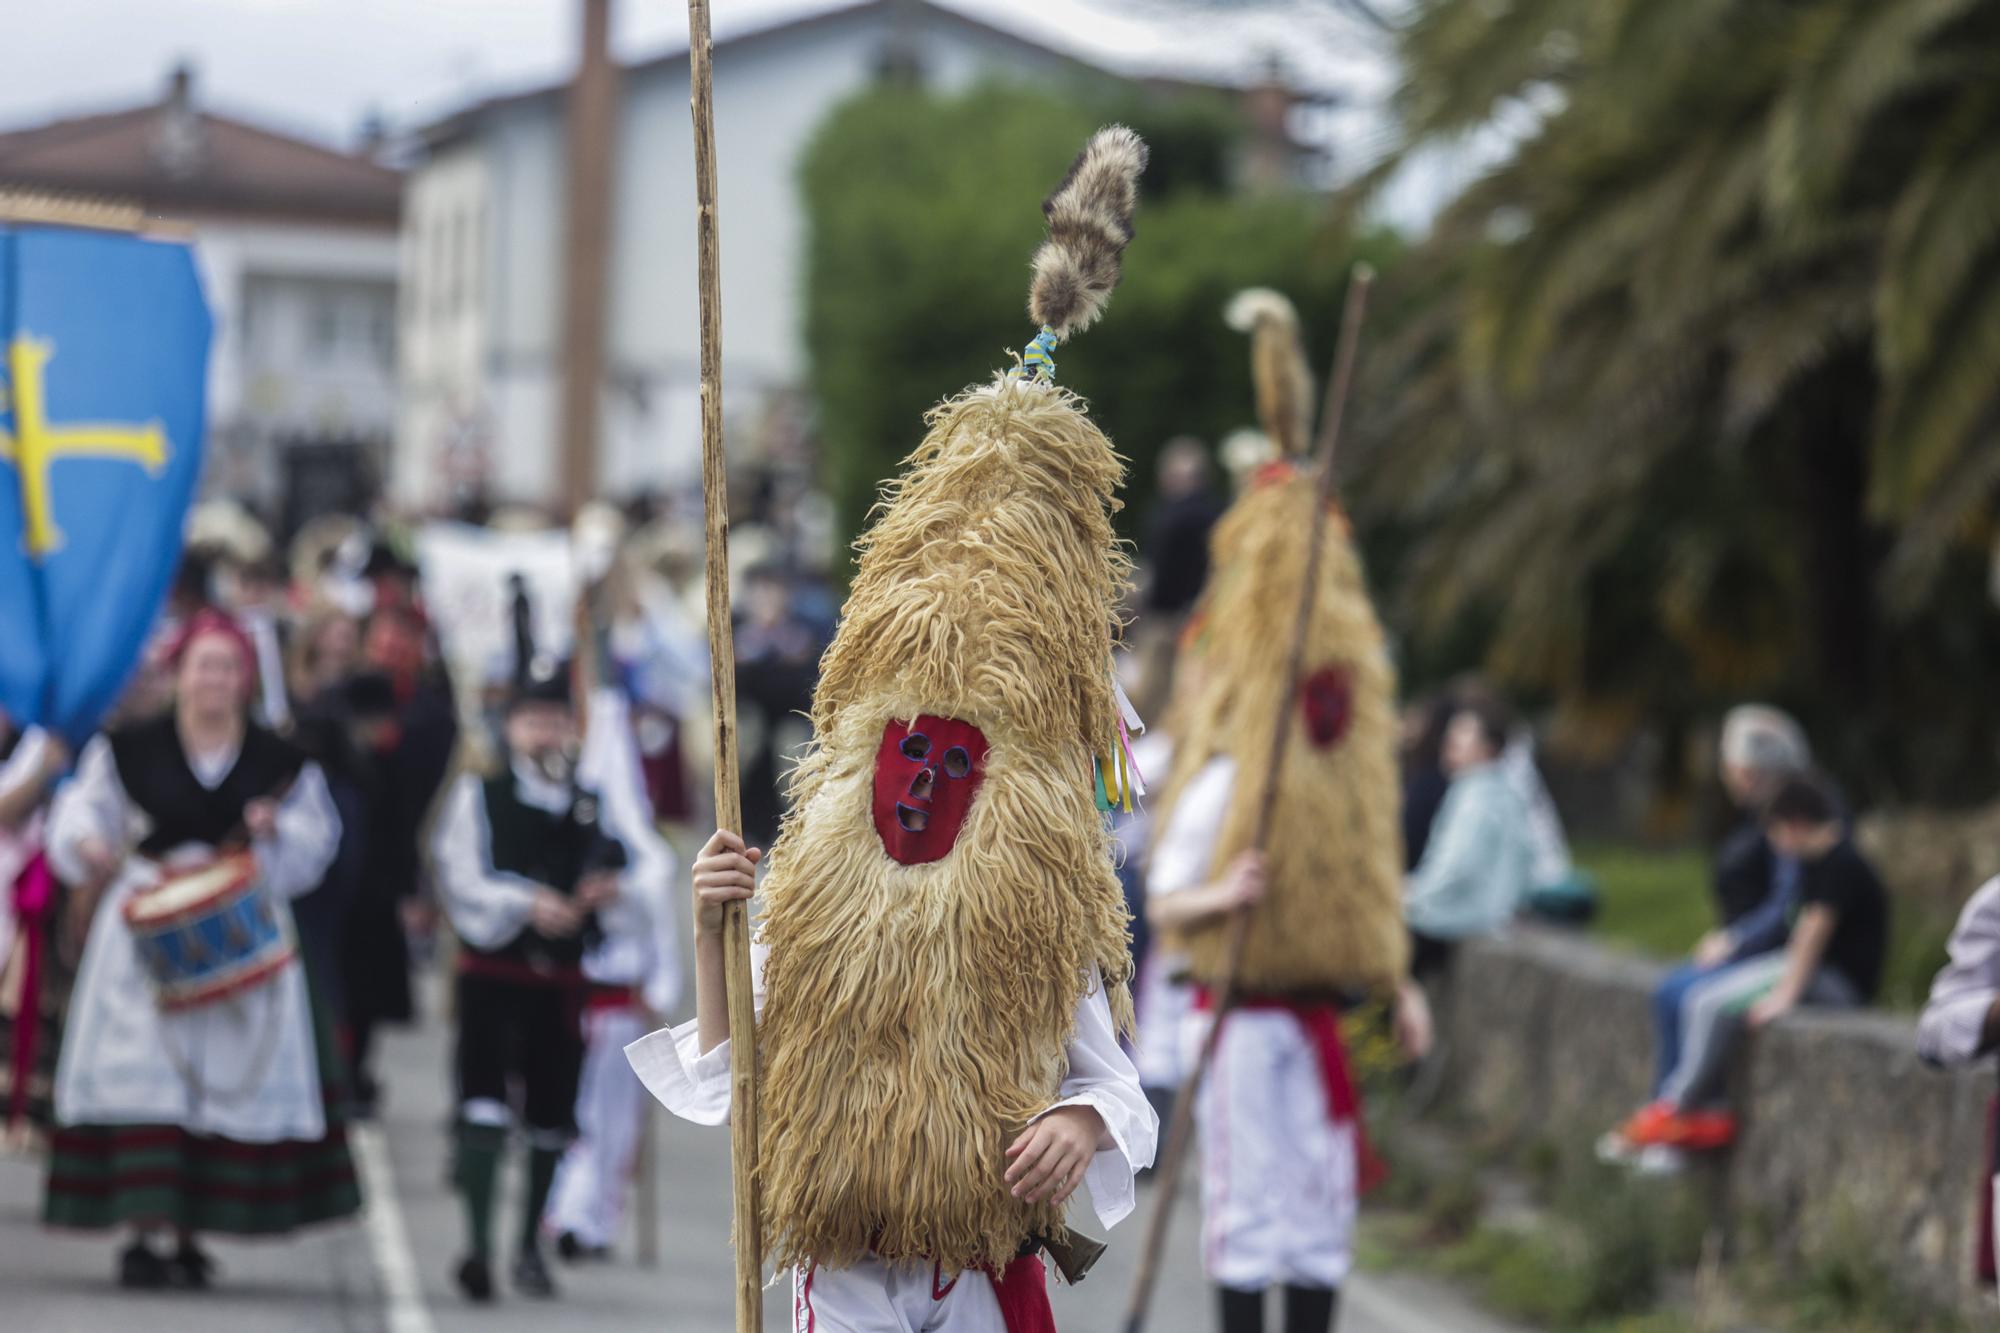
[41,964,361,1236]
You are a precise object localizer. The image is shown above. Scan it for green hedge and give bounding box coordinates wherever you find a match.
[799,80,1399,556]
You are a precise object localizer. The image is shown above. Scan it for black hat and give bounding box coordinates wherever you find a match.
[363,541,414,580]
[508,662,573,712]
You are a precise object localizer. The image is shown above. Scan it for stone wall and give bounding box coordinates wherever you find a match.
[1434,930,1993,1308]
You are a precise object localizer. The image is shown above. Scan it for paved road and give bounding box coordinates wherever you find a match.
[1,980,1526,1333]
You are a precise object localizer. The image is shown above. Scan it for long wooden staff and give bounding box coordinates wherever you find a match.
[1120,266,1375,1333]
[685,4,763,1329]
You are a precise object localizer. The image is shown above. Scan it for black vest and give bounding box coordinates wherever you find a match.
[472,772,621,968]
[108,715,306,856]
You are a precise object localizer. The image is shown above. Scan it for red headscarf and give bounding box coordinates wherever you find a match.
[161,606,258,683]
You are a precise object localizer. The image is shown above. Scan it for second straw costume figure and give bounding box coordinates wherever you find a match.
[630,129,1158,1331]
[1145,288,1407,1333]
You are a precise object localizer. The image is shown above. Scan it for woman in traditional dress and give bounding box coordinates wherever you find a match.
[41,608,359,1288]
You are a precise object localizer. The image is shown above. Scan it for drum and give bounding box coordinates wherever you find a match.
[122,853,294,1010]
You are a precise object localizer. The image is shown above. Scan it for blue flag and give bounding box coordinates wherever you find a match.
[0,226,213,745]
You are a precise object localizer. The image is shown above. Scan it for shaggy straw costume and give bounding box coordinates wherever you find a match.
[753,127,1147,1275]
[1154,289,1407,995]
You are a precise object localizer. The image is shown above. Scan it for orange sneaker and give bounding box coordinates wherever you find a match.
[1671,1110,1738,1151]
[1614,1101,1679,1148]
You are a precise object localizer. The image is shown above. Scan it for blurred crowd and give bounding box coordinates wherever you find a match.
[0,465,851,1296]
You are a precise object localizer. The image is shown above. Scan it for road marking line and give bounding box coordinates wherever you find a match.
[352,1122,439,1333]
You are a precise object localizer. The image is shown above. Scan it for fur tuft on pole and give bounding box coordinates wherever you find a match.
[1028,125,1149,340]
[1225,287,1314,457]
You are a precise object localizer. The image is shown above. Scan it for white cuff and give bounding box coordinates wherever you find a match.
[1917,990,1997,1067]
[625,1016,734,1125]
[1031,1090,1153,1231]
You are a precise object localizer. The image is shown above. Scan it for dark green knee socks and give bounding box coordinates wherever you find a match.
[454,1122,507,1262]
[521,1146,562,1255]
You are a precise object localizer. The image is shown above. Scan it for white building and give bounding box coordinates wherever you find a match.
[0,64,401,536]
[394,0,1313,513]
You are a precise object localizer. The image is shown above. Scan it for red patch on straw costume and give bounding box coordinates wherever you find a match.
[1300,666,1353,750]
[872,715,989,865]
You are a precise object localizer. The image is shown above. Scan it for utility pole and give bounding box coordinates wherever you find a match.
[557,0,618,516]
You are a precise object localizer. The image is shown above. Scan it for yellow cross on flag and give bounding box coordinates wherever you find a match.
[0,335,169,558]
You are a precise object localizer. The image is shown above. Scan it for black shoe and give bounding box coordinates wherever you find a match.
[556,1231,585,1263]
[455,1255,496,1304]
[118,1241,172,1290]
[512,1247,558,1298]
[168,1240,217,1289]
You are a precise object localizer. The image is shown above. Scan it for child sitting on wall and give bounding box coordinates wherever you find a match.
[1600,772,1888,1171]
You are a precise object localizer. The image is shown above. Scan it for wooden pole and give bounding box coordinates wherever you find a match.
[558,0,618,518]
[1119,266,1375,1333]
[686,4,762,1328]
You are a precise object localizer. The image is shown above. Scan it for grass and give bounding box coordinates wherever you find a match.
[1573,841,1713,959]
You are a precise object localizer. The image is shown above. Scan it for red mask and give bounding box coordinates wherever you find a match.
[872,715,989,865]
[1300,666,1354,750]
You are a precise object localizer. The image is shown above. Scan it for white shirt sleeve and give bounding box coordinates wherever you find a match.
[1148,755,1236,899]
[625,938,767,1126]
[430,772,541,951]
[1917,877,2000,1066]
[45,734,129,885]
[1029,965,1160,1230]
[258,761,342,899]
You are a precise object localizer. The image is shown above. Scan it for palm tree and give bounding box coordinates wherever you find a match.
[1352,0,2000,800]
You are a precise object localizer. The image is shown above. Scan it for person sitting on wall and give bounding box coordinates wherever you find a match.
[1711,705,1813,928]
[1610,705,1816,1156]
[1602,772,1887,1168]
[1403,695,1533,980]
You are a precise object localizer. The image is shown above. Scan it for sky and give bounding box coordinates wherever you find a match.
[0,0,1392,148]
[1,0,1483,229]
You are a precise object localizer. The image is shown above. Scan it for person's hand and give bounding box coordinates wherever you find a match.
[1005,1104,1105,1206]
[530,887,584,937]
[1747,990,1795,1030]
[575,870,621,910]
[1219,850,1269,912]
[692,828,761,938]
[1394,978,1434,1061]
[243,798,279,842]
[1692,929,1734,968]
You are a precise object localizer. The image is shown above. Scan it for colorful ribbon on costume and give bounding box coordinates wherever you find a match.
[1016,326,1059,383]
[1093,675,1148,814]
